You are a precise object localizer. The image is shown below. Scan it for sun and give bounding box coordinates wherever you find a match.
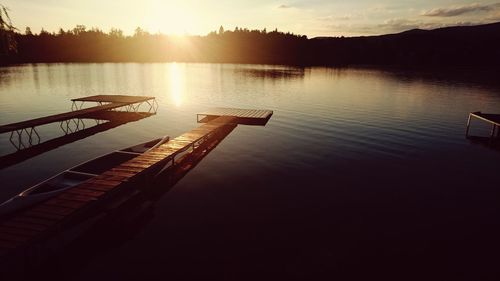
[147,0,196,35]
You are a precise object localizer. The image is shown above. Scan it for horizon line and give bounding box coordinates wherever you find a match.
[18,21,500,39]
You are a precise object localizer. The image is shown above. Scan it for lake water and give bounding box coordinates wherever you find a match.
[1,63,500,280]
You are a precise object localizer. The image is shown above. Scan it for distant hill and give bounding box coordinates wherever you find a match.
[308,22,500,66]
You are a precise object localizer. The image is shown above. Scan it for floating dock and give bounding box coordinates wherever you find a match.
[0,95,156,134]
[0,108,272,271]
[0,95,157,150]
[466,111,500,141]
[0,111,155,170]
[197,107,273,125]
[71,95,157,112]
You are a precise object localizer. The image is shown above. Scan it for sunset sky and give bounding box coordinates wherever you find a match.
[4,0,500,37]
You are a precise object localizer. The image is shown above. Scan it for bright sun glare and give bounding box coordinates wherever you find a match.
[148,0,196,35]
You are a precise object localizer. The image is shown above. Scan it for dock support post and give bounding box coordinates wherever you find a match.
[465,113,472,138]
[489,124,496,145]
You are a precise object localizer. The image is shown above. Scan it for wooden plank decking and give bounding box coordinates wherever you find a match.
[0,95,156,134]
[72,95,155,104]
[0,115,238,260]
[0,103,126,134]
[0,111,155,170]
[197,107,273,125]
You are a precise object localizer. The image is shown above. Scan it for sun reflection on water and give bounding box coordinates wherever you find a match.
[168,63,184,107]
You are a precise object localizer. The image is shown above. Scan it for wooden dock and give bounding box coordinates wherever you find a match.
[72,95,154,104]
[0,103,122,134]
[0,108,272,272]
[197,107,273,125]
[466,111,500,141]
[71,95,156,112]
[0,111,155,170]
[1,95,155,134]
[0,95,157,150]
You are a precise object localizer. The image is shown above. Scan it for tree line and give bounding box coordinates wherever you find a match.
[2,5,500,67]
[10,25,308,65]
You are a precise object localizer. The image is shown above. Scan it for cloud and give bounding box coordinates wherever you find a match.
[322,19,420,36]
[486,10,500,20]
[332,19,454,35]
[278,4,292,9]
[379,18,421,32]
[337,15,352,21]
[421,3,499,17]
[374,18,498,34]
[317,13,361,22]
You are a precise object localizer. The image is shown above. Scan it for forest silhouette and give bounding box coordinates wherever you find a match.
[2,16,500,67]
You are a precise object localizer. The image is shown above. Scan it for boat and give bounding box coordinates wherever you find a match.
[0,135,170,217]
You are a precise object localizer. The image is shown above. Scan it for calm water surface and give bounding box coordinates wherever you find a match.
[1,63,500,280]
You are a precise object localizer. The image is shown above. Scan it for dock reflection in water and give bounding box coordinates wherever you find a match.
[0,111,156,169]
[0,94,158,169]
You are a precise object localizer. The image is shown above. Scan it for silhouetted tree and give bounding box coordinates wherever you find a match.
[72,25,86,35]
[134,27,147,37]
[39,28,50,36]
[0,4,17,63]
[109,28,123,38]
[25,26,32,36]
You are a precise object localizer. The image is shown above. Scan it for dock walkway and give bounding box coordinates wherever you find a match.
[71,95,156,112]
[0,95,157,150]
[0,108,272,265]
[0,95,156,134]
[0,103,126,134]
